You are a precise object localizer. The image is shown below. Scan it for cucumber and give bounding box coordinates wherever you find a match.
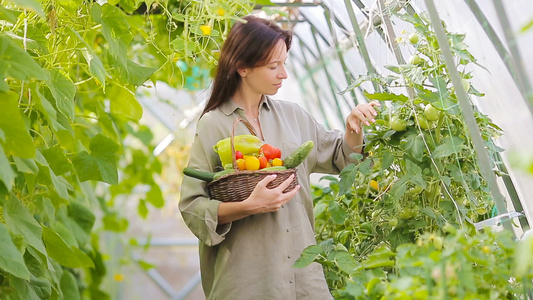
[259,166,287,171]
[283,140,314,169]
[183,167,215,182]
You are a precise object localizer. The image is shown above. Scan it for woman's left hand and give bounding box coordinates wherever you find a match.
[346,100,381,134]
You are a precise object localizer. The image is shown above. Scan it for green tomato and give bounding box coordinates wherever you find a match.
[433,236,443,250]
[417,115,432,130]
[390,117,407,131]
[408,32,420,44]
[424,104,440,121]
[388,217,398,227]
[409,54,422,65]
[409,185,424,196]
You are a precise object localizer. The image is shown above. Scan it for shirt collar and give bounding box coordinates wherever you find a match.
[219,95,271,116]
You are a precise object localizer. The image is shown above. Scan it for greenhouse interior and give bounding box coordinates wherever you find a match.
[1,0,533,299]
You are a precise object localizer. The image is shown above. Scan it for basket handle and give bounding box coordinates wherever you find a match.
[231,118,257,170]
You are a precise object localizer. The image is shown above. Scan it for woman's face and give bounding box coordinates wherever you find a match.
[239,39,288,96]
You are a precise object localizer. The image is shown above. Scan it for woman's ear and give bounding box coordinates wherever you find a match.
[237,68,247,78]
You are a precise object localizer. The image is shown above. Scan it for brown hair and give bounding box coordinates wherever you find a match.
[201,15,292,116]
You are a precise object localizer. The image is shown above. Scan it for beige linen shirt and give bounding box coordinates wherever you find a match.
[179,96,356,300]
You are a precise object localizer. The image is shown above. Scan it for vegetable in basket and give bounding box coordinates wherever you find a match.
[213,134,263,166]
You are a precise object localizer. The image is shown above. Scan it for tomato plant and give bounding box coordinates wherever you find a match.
[299,11,520,298]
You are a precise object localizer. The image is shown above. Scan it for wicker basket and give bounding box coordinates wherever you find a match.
[207,118,298,202]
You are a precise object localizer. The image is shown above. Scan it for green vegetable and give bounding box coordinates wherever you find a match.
[259,166,287,171]
[213,169,234,180]
[283,140,314,169]
[213,134,263,166]
[183,167,215,182]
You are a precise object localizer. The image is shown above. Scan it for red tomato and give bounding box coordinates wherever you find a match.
[258,156,268,169]
[235,150,243,160]
[260,144,281,160]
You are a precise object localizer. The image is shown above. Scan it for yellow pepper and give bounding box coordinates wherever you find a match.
[213,134,262,166]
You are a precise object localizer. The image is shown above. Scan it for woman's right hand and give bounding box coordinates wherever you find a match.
[243,174,300,214]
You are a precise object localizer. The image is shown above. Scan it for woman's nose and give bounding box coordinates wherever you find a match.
[278,64,288,79]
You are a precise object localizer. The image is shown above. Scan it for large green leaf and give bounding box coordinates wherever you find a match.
[71,134,119,184]
[0,223,31,280]
[293,245,323,268]
[91,4,131,68]
[0,91,35,158]
[46,69,76,121]
[34,151,69,200]
[431,136,465,159]
[42,226,94,269]
[0,34,47,82]
[3,196,47,256]
[60,271,81,300]
[107,84,143,122]
[9,276,40,300]
[116,58,157,86]
[32,84,65,132]
[329,201,347,225]
[41,145,71,176]
[68,28,107,91]
[6,0,44,17]
[0,145,15,190]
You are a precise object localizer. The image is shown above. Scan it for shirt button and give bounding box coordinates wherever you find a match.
[286,229,290,232]
[281,205,284,208]
[287,255,291,259]
[290,280,294,283]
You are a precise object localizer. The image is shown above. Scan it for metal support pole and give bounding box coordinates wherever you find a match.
[424,0,512,233]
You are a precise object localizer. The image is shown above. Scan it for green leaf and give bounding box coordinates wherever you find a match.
[338,163,357,196]
[71,134,119,184]
[6,0,44,17]
[102,214,129,232]
[333,250,361,274]
[116,58,157,86]
[138,199,148,219]
[3,196,47,256]
[0,145,15,190]
[0,6,21,23]
[0,223,31,280]
[431,136,465,158]
[42,226,94,268]
[362,245,396,269]
[41,145,71,175]
[146,184,164,208]
[10,276,40,299]
[67,200,95,236]
[329,201,347,225]
[521,19,533,33]
[390,176,409,201]
[13,157,38,174]
[402,133,425,161]
[364,91,408,103]
[293,245,323,268]
[106,84,143,121]
[91,4,131,68]
[0,34,47,81]
[60,271,81,300]
[0,91,35,158]
[46,69,76,120]
[28,275,52,299]
[381,151,393,170]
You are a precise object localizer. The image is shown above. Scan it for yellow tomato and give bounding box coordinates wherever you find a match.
[245,156,260,171]
[272,158,283,167]
[370,180,379,191]
[236,158,246,170]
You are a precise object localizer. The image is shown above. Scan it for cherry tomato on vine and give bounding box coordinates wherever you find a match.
[390,118,407,131]
[409,54,422,65]
[424,104,440,121]
[408,33,420,44]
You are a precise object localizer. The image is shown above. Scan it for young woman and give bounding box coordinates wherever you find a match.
[179,15,380,299]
